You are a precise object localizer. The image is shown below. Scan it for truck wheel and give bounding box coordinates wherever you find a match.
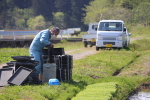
[124,41,128,48]
[84,43,88,47]
[96,47,99,51]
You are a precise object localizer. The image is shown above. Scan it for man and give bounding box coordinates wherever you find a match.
[29,27,60,81]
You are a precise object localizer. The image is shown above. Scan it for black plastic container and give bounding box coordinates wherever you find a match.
[54,55,73,81]
[11,56,33,61]
[42,48,65,63]
[52,48,65,55]
[42,48,65,55]
[28,70,41,84]
[7,67,33,85]
[0,68,14,86]
[42,47,72,82]
[56,67,72,81]
[6,60,39,71]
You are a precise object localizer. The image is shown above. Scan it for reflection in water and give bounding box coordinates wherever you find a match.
[129,89,150,100]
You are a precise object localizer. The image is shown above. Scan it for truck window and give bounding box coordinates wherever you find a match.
[92,25,98,30]
[98,22,122,31]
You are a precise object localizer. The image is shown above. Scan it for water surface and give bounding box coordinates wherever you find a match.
[129,88,150,100]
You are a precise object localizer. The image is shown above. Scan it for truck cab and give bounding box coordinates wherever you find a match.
[82,23,98,47]
[87,23,98,34]
[96,20,131,50]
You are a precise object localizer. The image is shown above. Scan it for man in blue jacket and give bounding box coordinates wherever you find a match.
[29,27,60,81]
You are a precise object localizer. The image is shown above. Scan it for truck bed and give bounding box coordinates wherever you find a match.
[82,34,97,40]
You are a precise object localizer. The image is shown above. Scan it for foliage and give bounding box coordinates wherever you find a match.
[31,0,54,21]
[0,0,150,30]
[3,7,35,30]
[83,0,150,28]
[53,12,66,29]
[83,0,110,24]
[77,31,86,38]
[27,15,46,30]
[60,39,68,43]
[0,0,93,30]
[132,2,150,26]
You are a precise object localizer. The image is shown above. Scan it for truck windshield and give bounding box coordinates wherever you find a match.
[98,22,122,31]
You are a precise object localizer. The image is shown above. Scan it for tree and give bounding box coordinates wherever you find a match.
[83,0,111,24]
[70,0,91,28]
[103,7,131,23]
[31,0,55,21]
[55,0,93,29]
[53,12,66,29]
[55,0,71,13]
[132,2,150,26]
[0,0,15,29]
[14,0,32,9]
[0,0,94,30]
[83,0,132,25]
[27,15,46,30]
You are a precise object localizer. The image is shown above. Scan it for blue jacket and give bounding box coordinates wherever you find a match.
[29,29,51,51]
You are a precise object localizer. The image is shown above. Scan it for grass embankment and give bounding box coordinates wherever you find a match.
[0,26,150,100]
[0,48,29,64]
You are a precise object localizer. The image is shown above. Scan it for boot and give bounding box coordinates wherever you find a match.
[39,74,43,81]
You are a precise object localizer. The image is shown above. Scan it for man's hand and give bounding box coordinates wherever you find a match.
[49,44,54,48]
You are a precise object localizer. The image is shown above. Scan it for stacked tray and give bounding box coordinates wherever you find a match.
[0,56,40,86]
[11,56,34,61]
[55,55,73,82]
[0,68,14,86]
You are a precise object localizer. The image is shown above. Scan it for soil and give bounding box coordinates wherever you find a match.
[65,47,98,60]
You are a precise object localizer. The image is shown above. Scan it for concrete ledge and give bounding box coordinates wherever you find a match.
[0,38,82,48]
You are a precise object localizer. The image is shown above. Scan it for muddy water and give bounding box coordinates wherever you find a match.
[128,88,150,100]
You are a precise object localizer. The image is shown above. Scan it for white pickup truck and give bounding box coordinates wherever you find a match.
[96,20,131,50]
[82,23,98,47]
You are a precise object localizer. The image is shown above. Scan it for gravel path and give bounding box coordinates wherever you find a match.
[66,47,98,60]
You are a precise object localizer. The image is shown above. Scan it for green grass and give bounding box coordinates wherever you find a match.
[54,41,83,51]
[73,51,138,77]
[130,26,150,37]
[0,48,29,64]
[129,38,150,51]
[0,82,83,100]
[118,52,150,77]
